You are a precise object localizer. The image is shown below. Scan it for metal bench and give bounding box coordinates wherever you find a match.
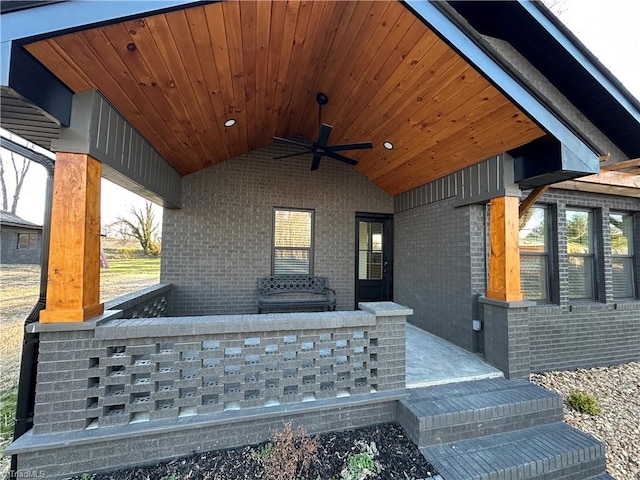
[257,275,337,313]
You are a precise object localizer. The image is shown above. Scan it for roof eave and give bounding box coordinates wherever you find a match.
[403,0,600,177]
[523,0,640,121]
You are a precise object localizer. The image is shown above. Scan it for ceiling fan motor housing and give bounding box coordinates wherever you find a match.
[316,92,329,106]
[272,92,371,170]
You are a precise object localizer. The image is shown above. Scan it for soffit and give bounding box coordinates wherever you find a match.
[24,0,545,195]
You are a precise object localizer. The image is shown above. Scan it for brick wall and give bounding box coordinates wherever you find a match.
[30,309,405,435]
[394,184,640,374]
[480,298,532,379]
[18,401,398,479]
[105,284,172,318]
[12,305,408,478]
[525,188,640,372]
[394,197,484,352]
[161,144,393,315]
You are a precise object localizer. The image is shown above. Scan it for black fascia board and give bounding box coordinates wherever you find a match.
[522,0,640,122]
[7,44,73,127]
[1,0,216,127]
[0,0,214,45]
[0,1,65,15]
[448,0,640,159]
[401,0,599,177]
[1,1,216,86]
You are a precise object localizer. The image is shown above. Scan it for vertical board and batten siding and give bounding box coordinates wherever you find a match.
[394,155,507,213]
[51,89,182,208]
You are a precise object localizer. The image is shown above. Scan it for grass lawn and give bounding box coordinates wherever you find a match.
[0,257,160,476]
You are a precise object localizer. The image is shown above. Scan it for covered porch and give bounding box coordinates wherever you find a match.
[1,0,602,324]
[2,0,628,478]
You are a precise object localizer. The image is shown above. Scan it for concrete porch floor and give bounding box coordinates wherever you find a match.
[405,323,503,388]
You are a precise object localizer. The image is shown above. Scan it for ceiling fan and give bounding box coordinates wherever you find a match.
[272,92,373,170]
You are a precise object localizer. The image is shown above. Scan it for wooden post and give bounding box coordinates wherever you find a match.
[40,153,104,323]
[486,196,523,302]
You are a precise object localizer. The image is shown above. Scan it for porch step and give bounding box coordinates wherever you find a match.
[421,422,607,480]
[398,378,563,446]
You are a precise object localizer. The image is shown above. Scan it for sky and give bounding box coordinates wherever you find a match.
[548,0,640,100]
[1,0,638,228]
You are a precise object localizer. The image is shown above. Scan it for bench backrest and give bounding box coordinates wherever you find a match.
[258,275,330,295]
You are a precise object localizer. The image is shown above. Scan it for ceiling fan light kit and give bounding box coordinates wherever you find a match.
[272,92,373,170]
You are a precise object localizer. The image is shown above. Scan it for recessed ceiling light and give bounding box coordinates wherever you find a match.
[224,118,236,127]
[383,141,394,150]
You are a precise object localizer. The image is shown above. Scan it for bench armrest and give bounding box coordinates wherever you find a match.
[325,287,336,303]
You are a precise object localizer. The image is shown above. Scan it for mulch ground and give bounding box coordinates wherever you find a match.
[79,423,438,480]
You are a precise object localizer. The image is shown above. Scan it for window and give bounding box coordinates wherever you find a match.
[358,221,383,280]
[566,209,595,300]
[519,206,549,300]
[610,212,635,299]
[17,233,38,250]
[272,208,313,275]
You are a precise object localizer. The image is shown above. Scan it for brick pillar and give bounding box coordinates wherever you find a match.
[480,296,534,379]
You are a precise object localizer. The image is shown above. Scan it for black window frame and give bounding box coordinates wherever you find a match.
[610,211,636,300]
[519,205,552,301]
[566,207,597,301]
[271,207,315,276]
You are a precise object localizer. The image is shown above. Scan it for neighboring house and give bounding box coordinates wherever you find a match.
[1,1,639,478]
[0,210,42,264]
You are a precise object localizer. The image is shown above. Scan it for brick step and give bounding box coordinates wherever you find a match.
[421,422,607,480]
[398,378,563,446]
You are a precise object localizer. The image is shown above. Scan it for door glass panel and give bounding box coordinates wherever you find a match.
[358,221,383,280]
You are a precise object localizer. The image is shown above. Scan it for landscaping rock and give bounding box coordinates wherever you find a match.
[531,362,640,480]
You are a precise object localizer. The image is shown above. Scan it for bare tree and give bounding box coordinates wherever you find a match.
[0,150,31,213]
[116,202,161,255]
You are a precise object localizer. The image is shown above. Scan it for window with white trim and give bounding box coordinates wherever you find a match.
[566,209,595,300]
[610,212,635,299]
[272,208,314,275]
[519,206,550,300]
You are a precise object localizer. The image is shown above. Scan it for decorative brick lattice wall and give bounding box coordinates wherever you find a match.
[31,306,407,435]
[104,283,172,319]
[89,330,376,428]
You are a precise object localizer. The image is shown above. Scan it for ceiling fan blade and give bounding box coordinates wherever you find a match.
[316,124,333,148]
[274,151,310,160]
[273,136,312,149]
[311,152,322,171]
[325,142,373,152]
[326,151,359,166]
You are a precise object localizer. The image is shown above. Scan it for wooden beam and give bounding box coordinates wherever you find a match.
[559,171,639,188]
[600,158,640,171]
[487,196,523,302]
[519,185,550,219]
[40,153,104,323]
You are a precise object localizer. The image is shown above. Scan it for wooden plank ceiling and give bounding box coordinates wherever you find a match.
[25,0,545,195]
